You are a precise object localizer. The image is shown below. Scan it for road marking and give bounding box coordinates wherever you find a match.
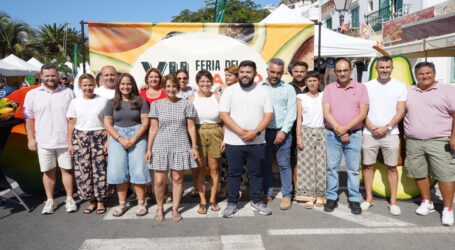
[275,192,415,227]
[103,201,254,220]
[268,226,455,235]
[79,234,265,250]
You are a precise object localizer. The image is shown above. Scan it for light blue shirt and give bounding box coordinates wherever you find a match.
[261,80,296,133]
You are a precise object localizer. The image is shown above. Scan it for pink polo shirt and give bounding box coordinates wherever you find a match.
[23,85,75,149]
[322,80,369,130]
[404,83,455,139]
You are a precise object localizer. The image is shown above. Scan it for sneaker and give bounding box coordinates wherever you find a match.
[442,208,454,226]
[42,199,57,215]
[280,197,292,210]
[324,199,338,212]
[251,202,272,215]
[415,200,435,216]
[65,197,78,213]
[360,201,373,211]
[389,204,401,216]
[222,202,238,218]
[349,202,362,215]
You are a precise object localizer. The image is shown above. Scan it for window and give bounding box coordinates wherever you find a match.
[451,57,455,84]
[351,7,360,27]
[326,18,332,30]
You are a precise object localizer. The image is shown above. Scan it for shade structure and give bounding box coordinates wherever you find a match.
[261,4,378,57]
[1,54,40,74]
[0,60,34,76]
[26,57,43,70]
[383,32,455,58]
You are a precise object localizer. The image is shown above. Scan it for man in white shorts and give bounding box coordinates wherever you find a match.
[24,64,77,214]
[361,56,407,215]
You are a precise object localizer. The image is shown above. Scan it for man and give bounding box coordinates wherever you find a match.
[94,65,117,99]
[361,56,407,215]
[261,58,296,210]
[23,64,77,214]
[404,62,455,226]
[220,60,273,218]
[288,61,308,94]
[322,57,369,214]
[0,76,15,99]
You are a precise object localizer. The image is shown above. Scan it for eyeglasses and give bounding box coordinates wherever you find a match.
[335,69,350,73]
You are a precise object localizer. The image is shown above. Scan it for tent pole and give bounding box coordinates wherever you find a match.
[80,20,87,74]
[317,21,322,72]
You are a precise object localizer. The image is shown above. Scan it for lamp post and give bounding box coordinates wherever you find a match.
[333,0,352,32]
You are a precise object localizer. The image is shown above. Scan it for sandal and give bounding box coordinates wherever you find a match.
[112,201,128,217]
[96,199,106,214]
[172,212,182,222]
[83,200,97,214]
[315,197,325,207]
[135,200,148,217]
[154,209,165,222]
[197,204,208,214]
[304,201,314,209]
[209,202,220,211]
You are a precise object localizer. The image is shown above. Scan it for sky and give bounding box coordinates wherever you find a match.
[1,0,278,30]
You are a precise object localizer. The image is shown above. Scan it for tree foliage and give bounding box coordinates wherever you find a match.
[172,0,270,23]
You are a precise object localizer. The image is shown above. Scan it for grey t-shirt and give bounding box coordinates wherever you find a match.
[104,99,149,127]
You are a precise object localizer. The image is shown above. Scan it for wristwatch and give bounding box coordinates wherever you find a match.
[255,129,261,136]
[387,125,393,131]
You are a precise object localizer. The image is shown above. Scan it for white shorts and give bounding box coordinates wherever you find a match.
[37,147,73,172]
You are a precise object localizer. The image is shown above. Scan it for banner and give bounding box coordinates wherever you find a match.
[88,22,314,86]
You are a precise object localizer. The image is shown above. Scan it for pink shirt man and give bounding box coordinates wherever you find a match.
[322,80,369,130]
[23,85,75,149]
[404,83,455,139]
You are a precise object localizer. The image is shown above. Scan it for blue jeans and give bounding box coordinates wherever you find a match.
[225,144,265,204]
[325,129,362,202]
[107,125,151,184]
[263,129,293,198]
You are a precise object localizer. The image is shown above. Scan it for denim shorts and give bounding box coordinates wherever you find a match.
[107,124,151,184]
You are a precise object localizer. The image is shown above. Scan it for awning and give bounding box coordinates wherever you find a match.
[383,32,455,58]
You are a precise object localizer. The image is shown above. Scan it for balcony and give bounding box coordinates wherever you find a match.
[365,5,393,32]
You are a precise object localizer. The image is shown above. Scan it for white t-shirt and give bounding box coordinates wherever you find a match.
[364,78,407,135]
[94,85,115,99]
[66,95,108,131]
[219,84,273,145]
[297,92,324,128]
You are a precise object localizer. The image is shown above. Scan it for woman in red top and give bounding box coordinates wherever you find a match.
[140,68,166,104]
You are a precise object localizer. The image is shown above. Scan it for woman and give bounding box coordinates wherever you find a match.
[218,66,249,198]
[67,73,111,214]
[295,71,326,208]
[104,73,151,217]
[140,68,166,104]
[175,68,198,197]
[146,75,199,222]
[188,70,222,213]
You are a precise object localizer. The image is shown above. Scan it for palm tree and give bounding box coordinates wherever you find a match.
[36,23,80,56]
[0,13,33,58]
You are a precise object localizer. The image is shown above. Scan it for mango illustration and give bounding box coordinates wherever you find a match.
[90,51,132,73]
[89,23,153,53]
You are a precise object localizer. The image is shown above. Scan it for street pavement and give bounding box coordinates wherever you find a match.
[1,174,455,250]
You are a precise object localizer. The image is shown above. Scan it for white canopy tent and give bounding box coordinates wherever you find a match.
[260,4,378,57]
[2,54,40,74]
[0,60,34,76]
[27,57,44,70]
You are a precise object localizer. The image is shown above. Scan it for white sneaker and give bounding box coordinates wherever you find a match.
[360,201,373,211]
[415,200,435,215]
[42,199,56,215]
[442,208,454,226]
[65,197,78,213]
[389,204,401,216]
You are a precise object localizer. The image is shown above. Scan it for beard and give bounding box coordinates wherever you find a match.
[43,80,58,89]
[239,78,254,88]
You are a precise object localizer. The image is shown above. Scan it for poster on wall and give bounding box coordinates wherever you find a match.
[88,22,314,86]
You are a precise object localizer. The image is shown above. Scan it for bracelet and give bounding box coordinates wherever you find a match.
[116,135,121,140]
[192,145,199,149]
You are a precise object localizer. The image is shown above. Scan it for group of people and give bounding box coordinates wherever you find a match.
[22,55,454,226]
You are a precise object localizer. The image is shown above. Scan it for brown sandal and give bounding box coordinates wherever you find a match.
[209,202,220,211]
[197,204,208,214]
